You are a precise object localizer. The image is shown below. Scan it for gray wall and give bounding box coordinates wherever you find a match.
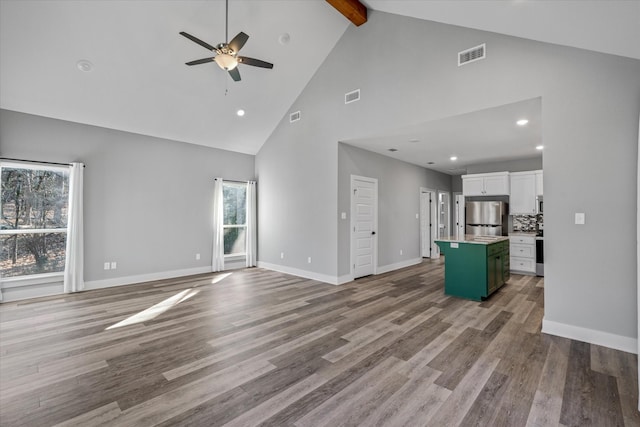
[1,109,255,283]
[464,156,543,174]
[256,10,640,341]
[338,143,451,274]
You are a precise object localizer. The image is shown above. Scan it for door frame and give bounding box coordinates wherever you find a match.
[437,190,451,240]
[454,192,465,239]
[420,187,438,259]
[351,175,378,279]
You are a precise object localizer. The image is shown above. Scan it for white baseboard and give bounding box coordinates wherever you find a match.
[542,318,637,354]
[258,258,424,286]
[84,266,212,290]
[376,258,422,275]
[337,274,353,285]
[257,262,341,285]
[1,282,64,303]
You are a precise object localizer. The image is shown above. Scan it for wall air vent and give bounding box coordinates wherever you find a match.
[289,111,301,123]
[345,89,360,104]
[458,43,486,66]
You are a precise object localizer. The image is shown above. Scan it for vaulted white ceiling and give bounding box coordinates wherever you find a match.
[1,0,638,160]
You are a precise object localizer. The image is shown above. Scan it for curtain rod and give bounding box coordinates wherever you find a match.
[0,157,86,168]
[215,178,253,184]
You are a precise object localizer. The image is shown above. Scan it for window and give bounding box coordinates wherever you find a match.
[222,182,247,256]
[1,163,70,278]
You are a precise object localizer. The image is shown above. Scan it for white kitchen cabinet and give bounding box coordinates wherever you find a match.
[509,172,536,215]
[462,172,510,196]
[535,170,543,196]
[510,235,536,274]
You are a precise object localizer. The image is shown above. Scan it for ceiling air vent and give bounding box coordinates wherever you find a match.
[345,89,360,104]
[289,111,301,123]
[458,43,486,66]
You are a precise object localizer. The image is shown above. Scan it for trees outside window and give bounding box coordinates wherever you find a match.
[0,164,69,277]
[222,182,247,256]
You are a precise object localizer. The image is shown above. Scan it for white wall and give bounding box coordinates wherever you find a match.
[1,109,255,299]
[256,11,640,349]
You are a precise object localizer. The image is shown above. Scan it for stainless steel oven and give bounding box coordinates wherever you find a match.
[536,238,544,276]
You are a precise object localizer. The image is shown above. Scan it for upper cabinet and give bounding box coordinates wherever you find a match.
[535,170,543,196]
[509,169,543,215]
[462,172,510,196]
[509,172,536,214]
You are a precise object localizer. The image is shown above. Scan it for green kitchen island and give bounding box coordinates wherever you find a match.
[435,235,510,301]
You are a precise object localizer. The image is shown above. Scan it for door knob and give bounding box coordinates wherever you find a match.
[371,231,376,235]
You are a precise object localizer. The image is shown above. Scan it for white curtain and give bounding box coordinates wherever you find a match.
[212,178,225,272]
[64,162,84,293]
[246,181,257,267]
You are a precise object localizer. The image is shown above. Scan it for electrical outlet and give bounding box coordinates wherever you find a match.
[104,262,110,270]
[341,212,347,219]
[307,257,312,264]
[111,262,117,270]
[196,253,201,260]
[280,252,284,259]
[575,213,585,225]
[415,213,419,219]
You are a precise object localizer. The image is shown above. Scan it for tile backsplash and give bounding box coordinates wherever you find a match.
[512,214,543,232]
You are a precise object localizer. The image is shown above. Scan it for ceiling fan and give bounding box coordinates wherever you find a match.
[179,0,273,82]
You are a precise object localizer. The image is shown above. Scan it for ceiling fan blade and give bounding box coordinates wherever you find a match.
[228,67,241,82]
[179,31,216,51]
[228,32,249,52]
[185,57,216,66]
[238,56,274,69]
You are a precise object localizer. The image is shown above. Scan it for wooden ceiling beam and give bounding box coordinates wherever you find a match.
[326,0,368,27]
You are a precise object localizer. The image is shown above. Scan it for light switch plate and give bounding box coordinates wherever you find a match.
[341,212,347,219]
[575,213,585,225]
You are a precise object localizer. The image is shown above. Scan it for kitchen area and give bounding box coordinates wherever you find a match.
[436,168,544,300]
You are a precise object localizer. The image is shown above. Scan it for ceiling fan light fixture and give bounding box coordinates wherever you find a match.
[214,54,238,70]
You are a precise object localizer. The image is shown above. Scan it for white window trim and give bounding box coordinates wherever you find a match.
[1,162,70,284]
[1,228,67,235]
[1,272,64,287]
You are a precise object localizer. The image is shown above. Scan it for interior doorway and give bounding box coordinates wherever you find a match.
[420,188,438,258]
[438,191,451,239]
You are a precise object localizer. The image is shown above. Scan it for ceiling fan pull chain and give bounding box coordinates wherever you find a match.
[225,0,229,43]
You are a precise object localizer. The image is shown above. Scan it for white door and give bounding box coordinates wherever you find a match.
[454,194,465,239]
[351,176,377,279]
[420,189,437,258]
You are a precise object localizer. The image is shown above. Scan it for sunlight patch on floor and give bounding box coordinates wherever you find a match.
[106,288,200,330]
[210,272,232,285]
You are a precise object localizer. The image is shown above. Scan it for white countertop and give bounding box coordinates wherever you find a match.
[435,235,510,245]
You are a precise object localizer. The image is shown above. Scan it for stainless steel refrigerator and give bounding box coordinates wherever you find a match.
[465,201,508,236]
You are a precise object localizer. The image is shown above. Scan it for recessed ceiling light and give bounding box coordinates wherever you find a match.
[76,60,93,72]
[236,109,245,117]
[517,119,529,126]
[388,148,398,152]
[450,156,458,161]
[536,145,544,150]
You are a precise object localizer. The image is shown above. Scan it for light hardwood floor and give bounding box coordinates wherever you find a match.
[0,260,637,426]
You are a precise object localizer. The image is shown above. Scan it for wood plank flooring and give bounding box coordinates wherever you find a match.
[0,260,637,426]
